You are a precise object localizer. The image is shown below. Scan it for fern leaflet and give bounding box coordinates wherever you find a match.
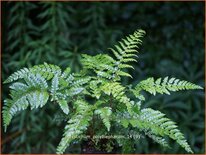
[95,107,112,131]
[109,30,146,78]
[4,62,61,83]
[130,108,193,153]
[56,100,93,154]
[3,73,49,131]
[132,77,203,100]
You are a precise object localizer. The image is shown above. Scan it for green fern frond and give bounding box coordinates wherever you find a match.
[3,89,49,131]
[96,71,114,79]
[71,77,91,87]
[81,54,116,80]
[118,64,134,69]
[51,74,59,101]
[56,100,93,154]
[101,82,136,114]
[58,100,69,115]
[3,73,49,131]
[27,91,49,110]
[95,107,112,131]
[31,62,62,80]
[120,118,130,128]
[131,108,193,153]
[65,74,75,83]
[89,80,103,99]
[24,73,48,89]
[4,62,61,83]
[116,70,133,78]
[66,87,85,96]
[4,68,30,83]
[2,99,13,131]
[144,131,170,148]
[3,29,202,154]
[132,77,203,99]
[109,29,145,79]
[81,54,115,71]
[101,82,125,96]
[61,66,71,79]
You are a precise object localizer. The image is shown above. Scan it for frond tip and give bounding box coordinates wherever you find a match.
[4,62,62,83]
[109,29,146,79]
[132,77,203,99]
[133,108,193,153]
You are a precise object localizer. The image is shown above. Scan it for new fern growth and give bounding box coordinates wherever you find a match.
[3,29,203,154]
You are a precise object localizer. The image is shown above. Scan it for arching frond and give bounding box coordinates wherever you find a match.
[4,68,30,84]
[2,73,49,131]
[56,100,93,154]
[132,77,203,100]
[109,29,146,79]
[130,108,193,153]
[4,62,61,83]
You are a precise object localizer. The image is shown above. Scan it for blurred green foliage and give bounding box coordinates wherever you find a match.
[1,1,204,154]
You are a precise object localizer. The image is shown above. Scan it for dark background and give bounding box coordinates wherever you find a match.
[1,1,205,154]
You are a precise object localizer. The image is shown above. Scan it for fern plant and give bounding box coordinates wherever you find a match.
[2,29,203,154]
